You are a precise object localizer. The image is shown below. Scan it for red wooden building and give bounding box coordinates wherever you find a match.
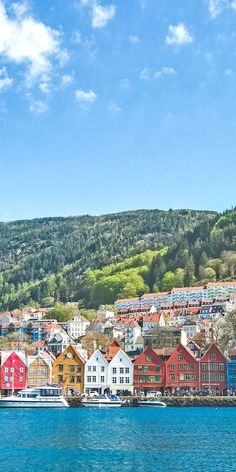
[199,343,227,395]
[165,344,198,393]
[1,350,27,394]
[133,347,165,394]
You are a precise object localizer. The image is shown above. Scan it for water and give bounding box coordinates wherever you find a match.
[0,407,236,472]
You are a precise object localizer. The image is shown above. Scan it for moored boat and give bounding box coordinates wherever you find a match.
[82,393,122,408]
[0,386,69,408]
[138,397,167,408]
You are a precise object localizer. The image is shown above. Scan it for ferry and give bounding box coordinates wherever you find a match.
[82,393,122,408]
[0,386,69,408]
[138,397,167,408]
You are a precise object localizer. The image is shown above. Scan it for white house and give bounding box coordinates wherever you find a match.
[66,314,90,339]
[106,341,133,394]
[113,320,142,353]
[142,312,165,331]
[182,320,199,339]
[84,349,109,394]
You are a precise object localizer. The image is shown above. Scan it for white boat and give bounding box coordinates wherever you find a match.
[82,393,122,408]
[0,386,69,408]
[138,397,167,408]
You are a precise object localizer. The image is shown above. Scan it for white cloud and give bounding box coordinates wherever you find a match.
[72,31,82,44]
[75,88,97,104]
[140,66,176,81]
[224,68,234,76]
[61,74,74,87]
[129,35,140,45]
[207,0,236,17]
[0,67,13,92]
[165,23,193,46]
[139,67,150,80]
[0,2,61,86]
[29,99,48,114]
[91,3,116,28]
[108,101,121,114]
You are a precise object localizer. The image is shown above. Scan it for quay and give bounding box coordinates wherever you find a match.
[67,396,236,408]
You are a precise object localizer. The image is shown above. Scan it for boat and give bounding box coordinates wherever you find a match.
[0,386,69,408]
[82,393,122,408]
[138,397,167,408]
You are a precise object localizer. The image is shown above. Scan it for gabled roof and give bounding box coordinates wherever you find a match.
[166,343,198,364]
[200,343,226,362]
[105,340,121,361]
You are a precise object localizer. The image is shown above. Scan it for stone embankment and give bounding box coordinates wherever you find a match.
[67,396,236,407]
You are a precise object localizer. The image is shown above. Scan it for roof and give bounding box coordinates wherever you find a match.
[115,297,139,303]
[143,313,162,323]
[171,286,204,292]
[207,281,236,286]
[105,340,121,361]
[141,292,169,297]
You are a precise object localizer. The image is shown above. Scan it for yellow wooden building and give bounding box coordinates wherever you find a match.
[52,345,85,394]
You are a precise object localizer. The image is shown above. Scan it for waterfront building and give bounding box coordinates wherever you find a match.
[165,344,198,393]
[84,349,109,394]
[66,314,90,339]
[1,350,27,394]
[133,347,165,394]
[199,343,227,395]
[52,345,85,395]
[27,352,53,387]
[105,340,133,394]
[226,351,236,393]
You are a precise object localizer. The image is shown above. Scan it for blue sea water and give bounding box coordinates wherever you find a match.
[0,407,236,472]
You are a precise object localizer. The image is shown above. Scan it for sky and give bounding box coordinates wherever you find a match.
[0,0,236,221]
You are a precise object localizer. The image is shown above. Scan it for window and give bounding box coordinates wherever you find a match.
[101,376,105,383]
[178,355,184,361]
[179,373,184,381]
[213,363,218,370]
[70,365,75,372]
[137,366,142,372]
[112,368,117,374]
[150,376,156,383]
[211,353,216,360]
[70,376,75,383]
[76,376,81,383]
[4,376,8,381]
[93,366,96,372]
[10,367,14,373]
[126,377,130,383]
[202,373,208,381]
[88,366,91,372]
[58,365,63,372]
[19,367,24,373]
[101,366,105,372]
[19,377,23,382]
[120,358,122,362]
[125,367,129,373]
[112,377,117,384]
[143,366,148,373]
[4,367,9,373]
[87,376,91,382]
[92,376,96,382]
[170,374,175,381]
[76,366,81,373]
[120,377,124,384]
[9,376,13,382]
[138,376,143,383]
[179,364,184,370]
[202,363,207,371]
[58,375,63,382]
[146,355,152,362]
[219,363,224,371]
[29,368,34,375]
[170,365,175,371]
[120,367,124,374]
[219,374,225,381]
[156,366,160,373]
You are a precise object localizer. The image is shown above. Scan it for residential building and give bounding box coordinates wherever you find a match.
[142,312,165,331]
[52,345,85,395]
[182,320,199,339]
[143,327,187,350]
[113,319,142,352]
[165,344,198,393]
[133,347,165,394]
[226,351,236,393]
[106,340,133,394]
[84,349,109,394]
[1,350,27,394]
[27,352,53,387]
[66,314,90,339]
[47,327,75,357]
[199,343,227,395]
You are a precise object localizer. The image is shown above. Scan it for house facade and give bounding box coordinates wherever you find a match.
[1,350,27,394]
[84,349,109,394]
[66,314,90,339]
[165,344,198,393]
[27,353,52,387]
[199,343,227,395]
[133,347,165,394]
[105,341,133,394]
[52,345,85,395]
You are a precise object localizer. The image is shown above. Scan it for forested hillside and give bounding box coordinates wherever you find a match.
[2,207,236,310]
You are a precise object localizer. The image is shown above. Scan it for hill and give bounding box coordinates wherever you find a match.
[0,209,217,310]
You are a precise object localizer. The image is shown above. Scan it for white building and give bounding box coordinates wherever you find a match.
[66,314,90,339]
[182,320,199,339]
[113,320,142,353]
[84,349,109,394]
[106,341,133,394]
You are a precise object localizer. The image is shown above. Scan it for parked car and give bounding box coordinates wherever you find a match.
[147,391,162,397]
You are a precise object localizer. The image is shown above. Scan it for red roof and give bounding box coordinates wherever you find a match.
[105,340,121,361]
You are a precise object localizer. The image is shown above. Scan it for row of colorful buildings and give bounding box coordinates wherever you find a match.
[1,340,234,396]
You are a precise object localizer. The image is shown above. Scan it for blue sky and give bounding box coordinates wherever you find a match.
[0,0,235,221]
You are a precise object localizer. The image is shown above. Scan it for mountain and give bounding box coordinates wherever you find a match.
[0,207,233,310]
